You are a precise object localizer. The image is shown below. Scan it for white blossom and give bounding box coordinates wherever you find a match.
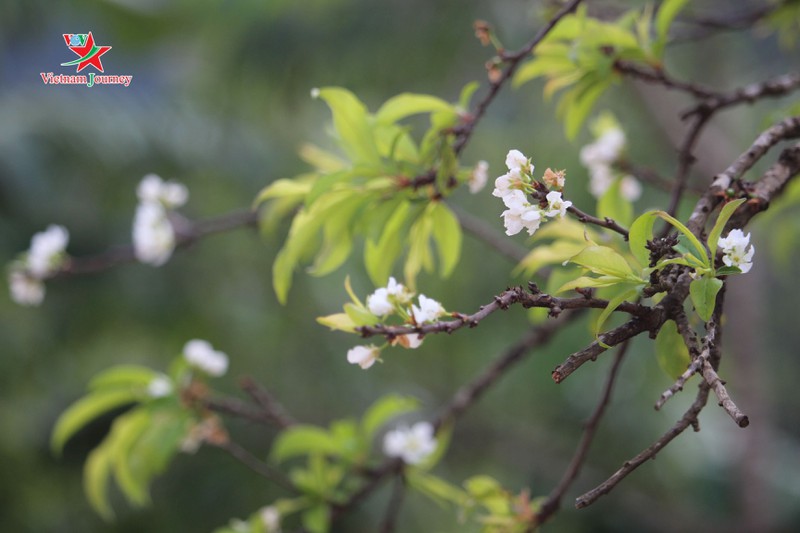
[588,165,614,199]
[347,345,381,369]
[184,339,229,377]
[27,225,69,278]
[718,229,755,273]
[500,190,542,236]
[580,128,625,167]
[491,169,525,198]
[469,160,489,194]
[133,202,176,266]
[411,294,445,324]
[395,333,424,349]
[259,506,282,532]
[147,375,173,398]
[137,174,188,209]
[8,271,45,306]
[505,149,531,174]
[544,191,572,218]
[383,422,437,465]
[619,175,643,202]
[367,288,393,316]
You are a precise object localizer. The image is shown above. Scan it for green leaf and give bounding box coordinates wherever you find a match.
[404,209,434,287]
[374,93,454,125]
[656,0,690,49]
[254,179,312,207]
[406,470,470,508]
[298,143,348,172]
[109,409,153,507]
[361,395,420,440]
[309,195,370,276]
[556,275,624,293]
[715,265,742,276]
[314,87,381,166]
[301,504,330,533]
[364,202,412,286]
[429,202,462,278]
[343,302,380,327]
[707,198,746,256]
[84,443,115,520]
[655,320,691,379]
[690,276,723,322]
[271,426,342,463]
[88,365,158,392]
[52,389,138,455]
[316,312,358,333]
[568,245,636,279]
[628,212,657,269]
[598,177,634,228]
[514,240,587,278]
[653,211,710,268]
[458,81,480,111]
[563,76,613,140]
[594,286,639,337]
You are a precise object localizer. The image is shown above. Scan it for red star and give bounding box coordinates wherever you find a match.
[65,32,111,73]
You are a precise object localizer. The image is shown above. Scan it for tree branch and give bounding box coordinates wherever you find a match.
[356,286,651,341]
[54,208,259,278]
[574,383,711,509]
[683,72,800,118]
[239,376,297,429]
[210,439,296,493]
[534,338,630,526]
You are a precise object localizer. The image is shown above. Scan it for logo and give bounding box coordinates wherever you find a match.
[61,32,111,73]
[40,32,133,88]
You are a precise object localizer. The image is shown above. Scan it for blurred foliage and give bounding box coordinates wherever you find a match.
[3,0,800,532]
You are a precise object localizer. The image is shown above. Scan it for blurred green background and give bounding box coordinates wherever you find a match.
[2,0,800,531]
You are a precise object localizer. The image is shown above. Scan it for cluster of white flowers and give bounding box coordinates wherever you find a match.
[132,174,188,266]
[579,127,641,202]
[718,229,755,273]
[347,279,446,369]
[468,160,489,194]
[183,339,229,377]
[383,421,437,465]
[492,150,572,237]
[8,225,70,306]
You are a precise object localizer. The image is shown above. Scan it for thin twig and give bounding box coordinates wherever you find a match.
[566,205,629,237]
[662,112,712,225]
[210,439,296,493]
[701,360,750,428]
[239,376,297,429]
[379,474,407,533]
[55,208,259,278]
[451,0,585,155]
[433,312,580,432]
[574,383,711,509]
[534,338,631,526]
[204,396,277,427]
[614,60,718,99]
[683,72,800,119]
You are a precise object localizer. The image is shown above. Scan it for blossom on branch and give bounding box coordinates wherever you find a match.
[469,160,489,194]
[545,191,572,218]
[27,225,70,278]
[501,190,542,236]
[412,294,446,324]
[383,421,437,465]
[183,339,229,377]
[347,345,381,369]
[133,202,176,266]
[580,123,642,202]
[718,229,755,273]
[367,277,412,317]
[505,149,532,175]
[8,271,45,306]
[137,174,189,209]
[147,375,173,398]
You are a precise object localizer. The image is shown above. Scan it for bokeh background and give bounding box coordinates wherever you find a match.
[2,1,800,531]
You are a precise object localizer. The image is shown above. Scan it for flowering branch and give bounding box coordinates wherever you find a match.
[356,286,650,341]
[53,208,258,278]
[565,204,629,237]
[451,0,585,155]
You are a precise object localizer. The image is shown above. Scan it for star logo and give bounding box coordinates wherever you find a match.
[61,32,112,73]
